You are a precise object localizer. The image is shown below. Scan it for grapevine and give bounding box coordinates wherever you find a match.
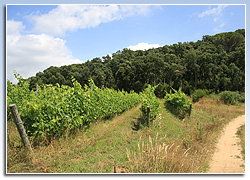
[7,74,141,141]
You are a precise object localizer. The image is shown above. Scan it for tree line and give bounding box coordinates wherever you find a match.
[28,29,245,95]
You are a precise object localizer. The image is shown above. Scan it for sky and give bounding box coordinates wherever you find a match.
[6,4,245,83]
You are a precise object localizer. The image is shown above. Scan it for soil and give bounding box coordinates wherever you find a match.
[208,115,245,173]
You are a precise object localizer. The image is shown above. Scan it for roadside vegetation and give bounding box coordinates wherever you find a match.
[236,125,245,161]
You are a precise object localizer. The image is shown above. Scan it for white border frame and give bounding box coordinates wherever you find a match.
[5,3,247,175]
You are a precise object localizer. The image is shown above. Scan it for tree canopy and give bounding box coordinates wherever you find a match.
[27,29,245,94]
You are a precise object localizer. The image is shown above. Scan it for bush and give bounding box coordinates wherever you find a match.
[238,92,245,103]
[219,91,240,105]
[191,89,209,102]
[165,88,192,119]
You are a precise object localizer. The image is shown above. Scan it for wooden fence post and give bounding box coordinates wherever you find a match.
[189,104,192,117]
[147,106,150,128]
[9,104,33,153]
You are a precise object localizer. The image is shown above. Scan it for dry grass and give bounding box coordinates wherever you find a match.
[126,134,207,173]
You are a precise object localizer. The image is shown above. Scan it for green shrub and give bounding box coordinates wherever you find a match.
[238,92,245,103]
[219,91,240,105]
[165,88,192,119]
[191,89,209,102]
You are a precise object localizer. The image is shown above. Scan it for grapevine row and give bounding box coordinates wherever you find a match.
[7,74,160,142]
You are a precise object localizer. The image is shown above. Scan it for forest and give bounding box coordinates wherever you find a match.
[27,29,245,96]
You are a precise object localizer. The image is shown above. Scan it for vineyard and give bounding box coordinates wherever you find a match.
[7,73,245,173]
[7,73,160,142]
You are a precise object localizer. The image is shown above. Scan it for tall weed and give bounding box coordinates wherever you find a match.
[126,135,203,173]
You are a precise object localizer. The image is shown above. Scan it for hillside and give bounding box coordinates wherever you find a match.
[27,29,245,94]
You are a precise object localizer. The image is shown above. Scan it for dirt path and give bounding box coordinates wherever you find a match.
[208,115,245,173]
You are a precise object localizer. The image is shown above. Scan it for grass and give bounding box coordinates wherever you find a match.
[236,125,245,161]
[125,97,244,173]
[7,96,245,173]
[8,105,143,173]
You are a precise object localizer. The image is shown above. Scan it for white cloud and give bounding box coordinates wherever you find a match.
[213,21,226,33]
[29,5,151,36]
[198,5,228,20]
[7,20,82,83]
[7,20,25,36]
[127,42,161,51]
[198,5,228,32]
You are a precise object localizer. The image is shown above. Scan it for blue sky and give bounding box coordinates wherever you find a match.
[6,4,245,83]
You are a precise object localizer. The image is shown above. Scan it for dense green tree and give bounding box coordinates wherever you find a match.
[27,29,245,94]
